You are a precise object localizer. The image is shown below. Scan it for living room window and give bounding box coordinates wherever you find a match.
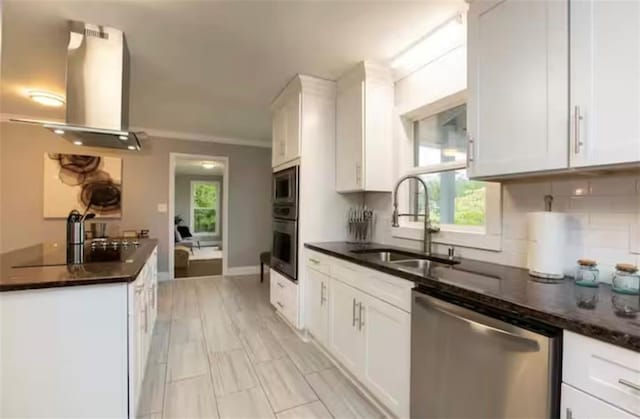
[190,180,220,235]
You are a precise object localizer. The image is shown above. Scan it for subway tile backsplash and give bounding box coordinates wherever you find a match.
[368,172,639,284]
[501,174,640,283]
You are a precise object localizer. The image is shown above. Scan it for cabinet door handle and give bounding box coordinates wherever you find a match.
[566,408,573,419]
[358,303,364,331]
[277,282,285,288]
[320,282,325,305]
[355,163,361,186]
[619,378,640,392]
[467,135,474,163]
[352,298,357,326]
[309,258,320,264]
[277,301,284,309]
[574,105,583,154]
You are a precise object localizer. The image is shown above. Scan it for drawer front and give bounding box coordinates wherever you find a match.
[561,384,637,419]
[563,331,640,416]
[270,269,299,327]
[305,249,331,276]
[331,258,412,313]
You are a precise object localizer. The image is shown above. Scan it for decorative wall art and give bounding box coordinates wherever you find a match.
[44,153,122,218]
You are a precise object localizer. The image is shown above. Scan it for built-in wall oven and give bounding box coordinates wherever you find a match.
[271,166,298,281]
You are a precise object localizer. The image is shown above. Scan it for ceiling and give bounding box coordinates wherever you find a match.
[1,1,464,145]
[175,158,225,176]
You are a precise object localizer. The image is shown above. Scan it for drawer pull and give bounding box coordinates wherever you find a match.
[352,298,357,327]
[309,258,320,264]
[619,378,640,392]
[277,282,285,288]
[276,301,284,309]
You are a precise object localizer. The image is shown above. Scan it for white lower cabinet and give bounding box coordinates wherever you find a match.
[329,278,365,374]
[562,331,640,418]
[270,269,300,328]
[305,266,330,346]
[313,252,411,419]
[361,292,411,418]
[561,384,636,419]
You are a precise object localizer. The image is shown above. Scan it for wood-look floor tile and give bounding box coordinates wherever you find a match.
[172,281,200,319]
[262,314,298,341]
[202,315,243,354]
[137,412,162,419]
[306,368,385,419]
[276,401,333,419]
[240,328,286,364]
[254,357,317,412]
[216,387,275,419]
[170,318,204,346]
[137,363,166,416]
[156,282,173,321]
[280,337,333,374]
[147,321,170,364]
[210,349,258,397]
[163,375,218,419]
[167,340,209,382]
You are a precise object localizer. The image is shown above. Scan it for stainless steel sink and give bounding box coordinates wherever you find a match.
[391,259,433,270]
[350,248,460,266]
[350,250,417,263]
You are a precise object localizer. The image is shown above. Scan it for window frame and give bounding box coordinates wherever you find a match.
[393,90,502,251]
[189,180,221,236]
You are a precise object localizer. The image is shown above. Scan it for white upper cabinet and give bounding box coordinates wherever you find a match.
[570,0,640,168]
[467,0,569,179]
[271,89,301,168]
[336,61,393,192]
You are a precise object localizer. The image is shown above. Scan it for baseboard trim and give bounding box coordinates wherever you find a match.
[158,272,171,282]
[226,265,261,276]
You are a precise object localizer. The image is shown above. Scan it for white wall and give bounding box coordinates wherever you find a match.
[366,44,640,284]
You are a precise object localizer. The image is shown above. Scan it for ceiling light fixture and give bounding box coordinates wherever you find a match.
[118,135,128,141]
[27,90,65,107]
[53,129,65,135]
[390,11,466,80]
[201,162,216,169]
[73,140,83,146]
[127,145,136,150]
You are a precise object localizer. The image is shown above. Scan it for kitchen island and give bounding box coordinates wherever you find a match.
[0,239,158,418]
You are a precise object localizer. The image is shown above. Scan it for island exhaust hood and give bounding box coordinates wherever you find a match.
[13,21,144,151]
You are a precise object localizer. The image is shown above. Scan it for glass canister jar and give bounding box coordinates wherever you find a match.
[612,264,640,295]
[574,259,599,287]
[611,264,639,318]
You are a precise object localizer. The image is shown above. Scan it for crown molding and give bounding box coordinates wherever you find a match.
[0,113,272,149]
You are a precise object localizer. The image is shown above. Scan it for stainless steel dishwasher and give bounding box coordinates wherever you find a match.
[411,289,561,419]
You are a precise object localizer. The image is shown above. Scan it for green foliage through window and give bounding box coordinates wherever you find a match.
[192,182,219,233]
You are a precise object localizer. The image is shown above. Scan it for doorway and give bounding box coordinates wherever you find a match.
[169,153,229,279]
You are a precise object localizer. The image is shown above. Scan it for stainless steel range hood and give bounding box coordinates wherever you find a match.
[13,21,144,151]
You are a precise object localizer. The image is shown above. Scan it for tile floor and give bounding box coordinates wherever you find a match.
[137,274,386,419]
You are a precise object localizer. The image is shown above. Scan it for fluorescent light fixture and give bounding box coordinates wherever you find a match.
[27,90,65,107]
[53,129,65,135]
[127,145,136,150]
[73,140,83,146]
[390,12,466,80]
[118,135,128,141]
[201,162,216,169]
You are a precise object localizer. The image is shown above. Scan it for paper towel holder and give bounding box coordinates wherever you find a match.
[544,195,553,212]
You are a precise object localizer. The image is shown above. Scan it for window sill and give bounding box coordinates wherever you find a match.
[391,225,502,252]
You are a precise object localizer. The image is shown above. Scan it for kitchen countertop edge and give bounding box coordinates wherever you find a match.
[0,239,159,292]
[305,242,640,352]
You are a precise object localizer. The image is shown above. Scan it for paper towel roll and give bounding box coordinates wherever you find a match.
[527,212,568,279]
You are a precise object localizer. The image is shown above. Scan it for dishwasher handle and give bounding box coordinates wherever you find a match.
[415,295,540,350]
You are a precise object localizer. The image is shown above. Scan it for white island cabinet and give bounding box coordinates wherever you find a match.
[0,245,158,418]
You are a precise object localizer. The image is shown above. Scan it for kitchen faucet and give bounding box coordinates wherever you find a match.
[391,175,440,255]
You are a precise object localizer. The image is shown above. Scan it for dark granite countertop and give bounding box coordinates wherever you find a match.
[0,239,158,292]
[305,241,640,352]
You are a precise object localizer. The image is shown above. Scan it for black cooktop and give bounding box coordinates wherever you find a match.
[13,239,141,268]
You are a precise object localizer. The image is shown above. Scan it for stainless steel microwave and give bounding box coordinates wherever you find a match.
[273,166,298,206]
